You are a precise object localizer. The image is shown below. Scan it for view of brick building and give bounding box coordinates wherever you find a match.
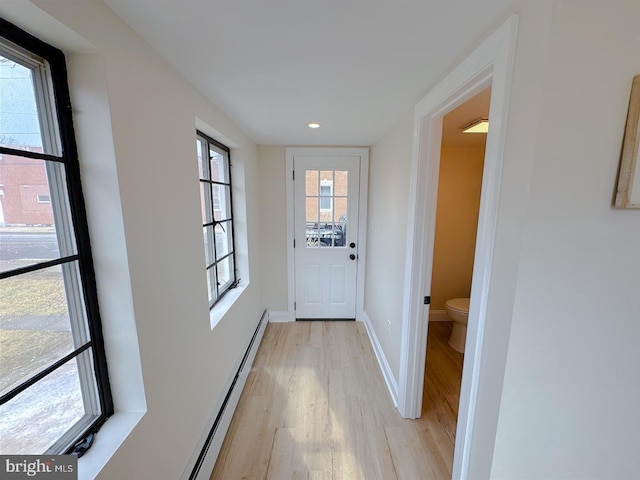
[0,153,53,226]
[0,55,53,226]
[304,169,348,246]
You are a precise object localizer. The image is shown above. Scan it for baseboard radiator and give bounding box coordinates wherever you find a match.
[184,309,268,480]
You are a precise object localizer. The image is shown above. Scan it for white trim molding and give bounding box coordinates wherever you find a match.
[182,310,269,480]
[398,15,519,480]
[363,312,399,407]
[268,310,293,323]
[285,147,369,322]
[428,310,450,322]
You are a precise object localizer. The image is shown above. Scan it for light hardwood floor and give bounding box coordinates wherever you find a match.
[210,321,463,480]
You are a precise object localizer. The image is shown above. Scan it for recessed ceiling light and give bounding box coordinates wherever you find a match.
[462,117,489,134]
[308,122,321,129]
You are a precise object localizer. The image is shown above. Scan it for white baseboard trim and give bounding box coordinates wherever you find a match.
[268,310,293,323]
[429,310,451,322]
[182,309,268,480]
[362,311,399,407]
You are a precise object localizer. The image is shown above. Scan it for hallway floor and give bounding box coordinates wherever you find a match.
[210,320,463,480]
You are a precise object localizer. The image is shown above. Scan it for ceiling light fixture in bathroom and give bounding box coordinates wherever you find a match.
[307,122,321,129]
[462,117,489,133]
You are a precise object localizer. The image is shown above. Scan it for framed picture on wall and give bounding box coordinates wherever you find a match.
[615,75,640,209]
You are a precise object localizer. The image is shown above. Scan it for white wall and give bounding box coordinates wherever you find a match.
[430,145,485,311]
[1,1,263,478]
[491,1,640,478]
[363,111,414,381]
[256,146,289,313]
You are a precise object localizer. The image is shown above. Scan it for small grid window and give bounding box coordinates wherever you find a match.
[304,170,348,247]
[0,18,112,455]
[196,132,237,307]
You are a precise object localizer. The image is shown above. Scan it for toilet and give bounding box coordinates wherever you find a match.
[445,298,470,353]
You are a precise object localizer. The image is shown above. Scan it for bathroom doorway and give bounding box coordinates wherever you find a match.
[397,16,517,479]
[421,87,489,476]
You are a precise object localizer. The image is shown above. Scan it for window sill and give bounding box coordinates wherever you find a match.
[78,411,145,479]
[210,281,249,329]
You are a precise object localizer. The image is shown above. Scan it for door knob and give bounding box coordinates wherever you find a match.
[349,254,356,260]
[350,242,356,248]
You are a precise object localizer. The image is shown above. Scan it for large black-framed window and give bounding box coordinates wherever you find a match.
[196,132,237,308]
[0,18,112,455]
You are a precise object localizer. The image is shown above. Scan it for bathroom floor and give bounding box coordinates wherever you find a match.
[422,321,465,475]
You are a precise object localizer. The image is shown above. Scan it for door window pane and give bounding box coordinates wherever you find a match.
[306,223,319,247]
[318,223,335,247]
[320,185,332,210]
[334,197,348,223]
[320,170,333,183]
[305,170,318,196]
[320,205,332,223]
[306,197,318,223]
[334,170,348,196]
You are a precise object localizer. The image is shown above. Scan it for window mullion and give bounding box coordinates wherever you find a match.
[46,119,98,418]
[0,342,92,405]
[33,62,61,156]
[45,162,75,257]
[61,262,99,417]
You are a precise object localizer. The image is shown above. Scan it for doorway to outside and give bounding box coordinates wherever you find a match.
[286,148,369,321]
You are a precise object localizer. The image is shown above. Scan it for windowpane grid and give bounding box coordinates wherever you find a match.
[197,132,236,307]
[0,18,112,455]
[304,169,348,248]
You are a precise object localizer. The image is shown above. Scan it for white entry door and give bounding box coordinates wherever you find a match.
[294,154,361,319]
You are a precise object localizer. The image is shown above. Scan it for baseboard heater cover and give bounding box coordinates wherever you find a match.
[187,309,268,480]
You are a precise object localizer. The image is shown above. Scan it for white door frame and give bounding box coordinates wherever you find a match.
[397,15,518,480]
[285,147,369,322]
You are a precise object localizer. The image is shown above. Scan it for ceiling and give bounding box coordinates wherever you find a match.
[102,0,515,146]
[442,86,491,147]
